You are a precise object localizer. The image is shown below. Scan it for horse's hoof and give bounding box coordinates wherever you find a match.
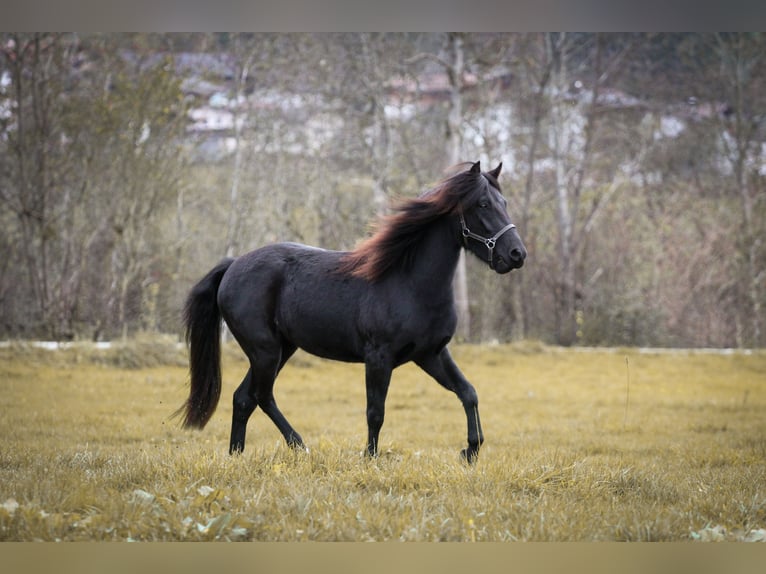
[460,448,479,465]
[288,441,309,453]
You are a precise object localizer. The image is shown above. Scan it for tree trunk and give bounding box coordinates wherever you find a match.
[714,32,765,347]
[359,34,393,217]
[513,36,556,340]
[445,33,471,340]
[224,46,254,259]
[549,33,578,346]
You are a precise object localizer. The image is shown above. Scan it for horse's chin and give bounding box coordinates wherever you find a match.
[494,259,523,274]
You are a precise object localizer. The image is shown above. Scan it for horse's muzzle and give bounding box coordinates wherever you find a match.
[495,244,526,273]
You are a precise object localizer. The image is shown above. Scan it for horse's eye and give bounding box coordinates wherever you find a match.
[478,201,489,209]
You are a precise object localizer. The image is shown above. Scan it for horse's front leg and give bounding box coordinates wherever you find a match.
[416,348,484,463]
[364,348,393,457]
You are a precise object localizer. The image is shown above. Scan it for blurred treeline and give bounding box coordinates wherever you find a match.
[1,33,764,347]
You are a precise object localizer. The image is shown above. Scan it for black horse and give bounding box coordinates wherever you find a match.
[176,161,526,462]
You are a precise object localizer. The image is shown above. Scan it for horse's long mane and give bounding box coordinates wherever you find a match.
[339,164,492,282]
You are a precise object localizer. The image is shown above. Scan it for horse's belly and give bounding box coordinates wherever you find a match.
[278,303,364,363]
[292,325,364,363]
[297,340,363,363]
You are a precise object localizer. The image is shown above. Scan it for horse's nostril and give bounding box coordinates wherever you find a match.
[510,248,525,262]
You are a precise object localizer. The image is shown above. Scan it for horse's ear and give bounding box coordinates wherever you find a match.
[488,162,502,179]
[470,161,481,174]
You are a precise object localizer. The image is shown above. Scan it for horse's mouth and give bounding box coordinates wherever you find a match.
[494,256,524,274]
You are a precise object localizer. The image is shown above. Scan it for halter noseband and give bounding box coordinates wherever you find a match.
[459,213,516,269]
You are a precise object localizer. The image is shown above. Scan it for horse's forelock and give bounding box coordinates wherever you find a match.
[441,167,490,211]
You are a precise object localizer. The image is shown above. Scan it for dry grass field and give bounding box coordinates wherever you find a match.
[1,338,765,541]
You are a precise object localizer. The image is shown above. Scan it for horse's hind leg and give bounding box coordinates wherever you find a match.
[229,342,301,454]
[254,343,305,450]
[230,369,256,454]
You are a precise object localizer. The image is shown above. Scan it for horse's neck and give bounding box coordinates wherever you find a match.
[409,216,462,289]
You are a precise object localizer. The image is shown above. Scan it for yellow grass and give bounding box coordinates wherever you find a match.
[1,340,765,541]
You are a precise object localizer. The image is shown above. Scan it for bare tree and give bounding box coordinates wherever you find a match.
[711,33,766,347]
[537,33,638,345]
[0,33,85,337]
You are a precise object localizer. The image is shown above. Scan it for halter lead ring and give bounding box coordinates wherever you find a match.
[459,213,516,269]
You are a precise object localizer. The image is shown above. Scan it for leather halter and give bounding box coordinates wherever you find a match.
[459,213,516,269]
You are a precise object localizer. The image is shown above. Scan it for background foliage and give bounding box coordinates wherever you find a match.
[1,33,764,347]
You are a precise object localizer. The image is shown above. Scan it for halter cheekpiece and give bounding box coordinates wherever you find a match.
[459,213,516,269]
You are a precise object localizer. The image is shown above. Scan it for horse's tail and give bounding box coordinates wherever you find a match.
[175,257,235,429]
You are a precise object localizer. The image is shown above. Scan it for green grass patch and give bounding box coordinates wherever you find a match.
[1,342,765,541]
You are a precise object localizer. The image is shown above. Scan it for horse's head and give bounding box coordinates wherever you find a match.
[459,161,526,274]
